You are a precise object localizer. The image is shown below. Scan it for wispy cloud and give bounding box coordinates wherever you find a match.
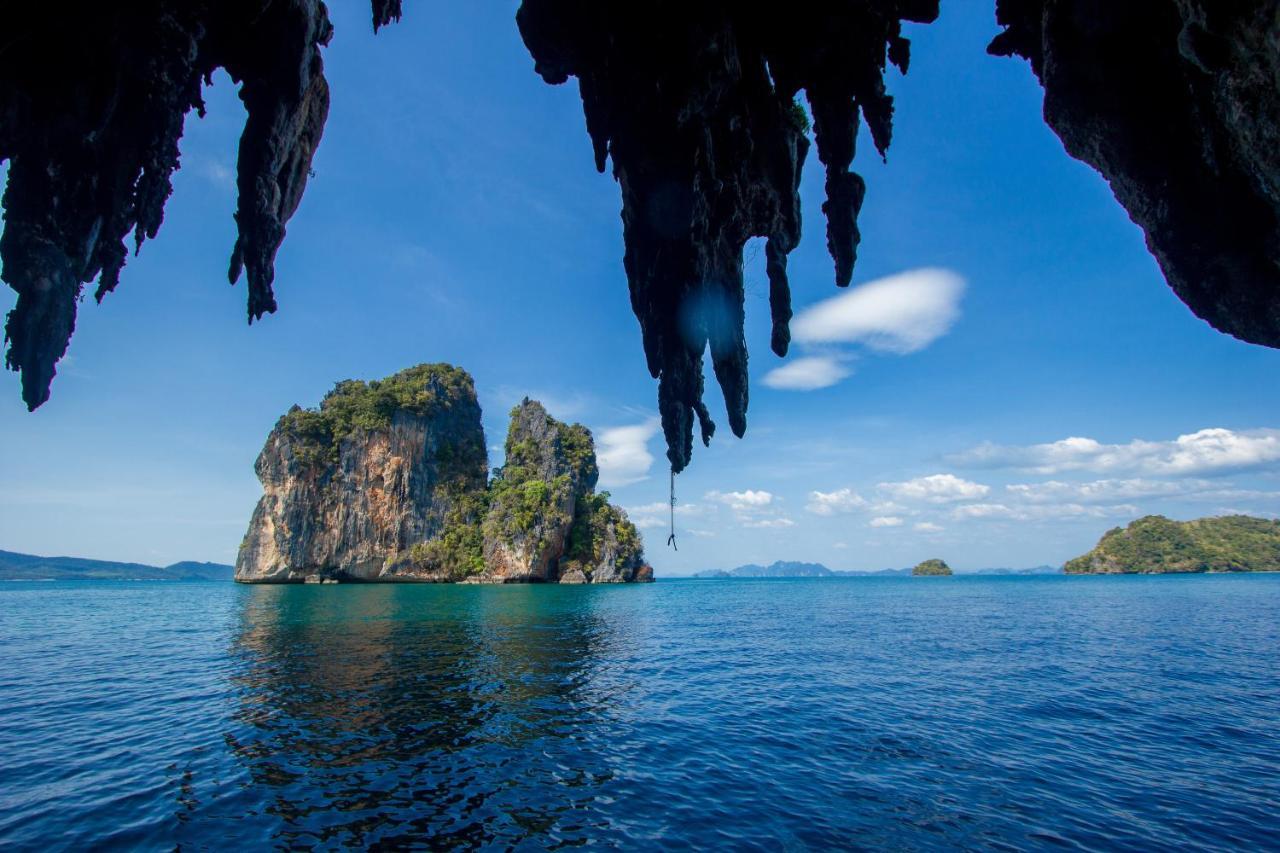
[869,516,905,528]
[706,489,775,511]
[762,355,851,390]
[596,418,660,488]
[950,428,1280,477]
[914,522,944,533]
[951,502,1137,522]
[791,267,965,353]
[805,488,867,516]
[878,473,990,503]
[743,517,796,529]
[764,267,965,392]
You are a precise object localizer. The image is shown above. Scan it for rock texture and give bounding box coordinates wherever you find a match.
[236,364,490,582]
[235,365,651,583]
[990,1,1280,347]
[0,1,396,411]
[1065,514,1280,574]
[517,1,940,472]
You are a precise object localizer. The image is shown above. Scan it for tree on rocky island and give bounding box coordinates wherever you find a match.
[912,558,952,576]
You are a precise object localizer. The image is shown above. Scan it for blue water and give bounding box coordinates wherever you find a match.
[2,576,1279,850]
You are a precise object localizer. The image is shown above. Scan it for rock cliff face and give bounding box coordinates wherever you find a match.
[235,364,651,583]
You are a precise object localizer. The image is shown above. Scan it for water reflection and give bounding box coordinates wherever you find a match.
[226,585,633,848]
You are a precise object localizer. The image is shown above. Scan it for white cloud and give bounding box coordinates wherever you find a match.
[1005,478,1201,504]
[790,267,965,354]
[624,500,703,531]
[870,516,905,528]
[743,517,796,529]
[833,542,849,549]
[914,522,944,533]
[950,428,1280,477]
[706,489,775,511]
[951,502,1137,522]
[762,356,851,391]
[596,418,660,487]
[878,473,990,503]
[805,488,867,516]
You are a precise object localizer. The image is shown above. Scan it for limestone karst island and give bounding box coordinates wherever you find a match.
[235,364,651,584]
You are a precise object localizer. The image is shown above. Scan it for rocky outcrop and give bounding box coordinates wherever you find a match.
[235,364,652,583]
[990,1,1280,347]
[480,399,597,582]
[235,364,490,582]
[1065,515,1280,574]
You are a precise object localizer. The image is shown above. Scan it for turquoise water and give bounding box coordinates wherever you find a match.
[1,575,1278,850]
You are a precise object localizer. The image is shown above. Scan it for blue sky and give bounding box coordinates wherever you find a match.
[2,3,1278,574]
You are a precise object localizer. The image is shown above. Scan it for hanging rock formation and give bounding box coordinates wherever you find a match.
[0,1,401,411]
[517,1,940,472]
[5,2,1280,476]
[990,0,1280,347]
[234,364,651,583]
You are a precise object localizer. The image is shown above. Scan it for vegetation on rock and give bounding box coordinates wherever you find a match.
[1065,515,1280,574]
[562,492,644,579]
[912,558,952,576]
[278,363,481,466]
[239,372,649,583]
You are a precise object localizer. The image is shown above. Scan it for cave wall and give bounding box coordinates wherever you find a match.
[3,2,1278,476]
[991,0,1280,347]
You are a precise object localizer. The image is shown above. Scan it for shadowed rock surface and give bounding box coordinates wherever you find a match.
[0,1,394,410]
[517,1,940,471]
[5,3,1280,474]
[990,0,1280,347]
[235,364,651,583]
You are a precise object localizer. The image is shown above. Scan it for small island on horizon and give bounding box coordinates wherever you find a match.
[912,558,953,576]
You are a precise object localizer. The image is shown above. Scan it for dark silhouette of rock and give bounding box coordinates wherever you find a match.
[991,1,1280,347]
[4,2,1279,476]
[517,1,940,471]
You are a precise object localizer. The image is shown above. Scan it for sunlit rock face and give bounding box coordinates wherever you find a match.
[0,1,400,411]
[517,1,940,472]
[235,365,652,584]
[990,0,1280,347]
[235,366,491,583]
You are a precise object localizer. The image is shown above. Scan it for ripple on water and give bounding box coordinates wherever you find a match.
[0,576,1279,849]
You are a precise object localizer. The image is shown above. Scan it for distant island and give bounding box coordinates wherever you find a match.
[0,550,232,581]
[1065,515,1280,574]
[236,364,651,584]
[693,560,1058,578]
[912,558,952,576]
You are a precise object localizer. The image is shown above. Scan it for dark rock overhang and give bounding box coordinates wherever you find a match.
[2,1,1276,473]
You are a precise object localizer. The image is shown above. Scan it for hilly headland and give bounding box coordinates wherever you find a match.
[1065,515,1280,574]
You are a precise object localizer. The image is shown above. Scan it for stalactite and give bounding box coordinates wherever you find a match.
[0,1,396,410]
[517,1,939,471]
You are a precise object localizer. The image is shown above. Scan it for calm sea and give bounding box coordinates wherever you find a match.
[1,575,1278,850]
